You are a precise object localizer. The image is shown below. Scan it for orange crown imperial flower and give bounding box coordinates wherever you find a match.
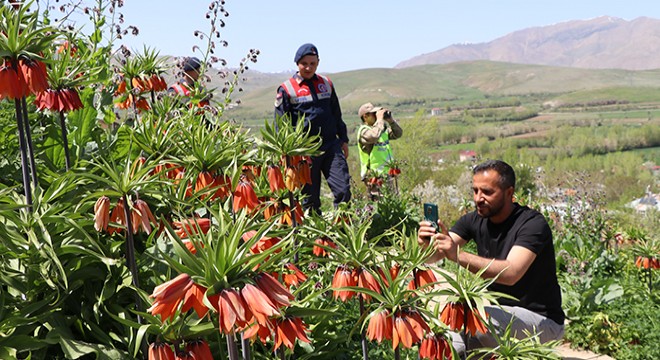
[181,283,209,318]
[419,333,453,360]
[366,309,393,343]
[240,283,280,326]
[172,218,211,239]
[313,237,337,257]
[93,196,110,232]
[232,177,260,213]
[267,165,286,193]
[215,288,253,334]
[392,309,429,350]
[147,273,194,322]
[19,58,49,95]
[148,341,175,360]
[254,273,294,309]
[356,268,382,302]
[274,316,311,350]
[332,265,357,302]
[407,268,438,291]
[440,302,487,336]
[281,263,308,288]
[184,339,213,360]
[133,199,157,234]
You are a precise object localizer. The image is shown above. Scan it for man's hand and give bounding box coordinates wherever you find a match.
[376,109,393,123]
[418,220,445,263]
[432,220,459,262]
[341,142,349,158]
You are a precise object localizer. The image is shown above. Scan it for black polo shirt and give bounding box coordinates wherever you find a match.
[451,204,565,325]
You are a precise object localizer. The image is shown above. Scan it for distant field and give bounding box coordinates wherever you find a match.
[224,61,660,129]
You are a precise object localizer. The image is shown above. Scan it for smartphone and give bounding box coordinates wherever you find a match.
[423,203,439,230]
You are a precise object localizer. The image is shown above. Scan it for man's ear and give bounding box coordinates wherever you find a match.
[506,186,515,200]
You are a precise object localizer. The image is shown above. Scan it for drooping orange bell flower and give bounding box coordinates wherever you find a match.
[407,268,438,291]
[242,319,273,344]
[174,351,194,360]
[242,230,281,255]
[635,256,660,269]
[184,339,213,360]
[133,199,157,234]
[279,202,304,226]
[313,236,337,257]
[148,341,175,360]
[465,306,488,336]
[36,88,84,112]
[377,264,401,287]
[233,177,260,213]
[240,283,281,326]
[284,165,299,192]
[115,93,150,111]
[267,165,285,193]
[366,309,393,343]
[356,268,382,302]
[392,309,429,350]
[440,302,486,335]
[147,74,168,92]
[254,273,294,309]
[107,198,127,235]
[216,288,253,334]
[172,218,211,239]
[0,63,27,100]
[93,196,110,232]
[388,167,402,176]
[212,173,232,201]
[419,333,453,360]
[182,240,198,254]
[332,265,357,302]
[297,160,312,186]
[19,58,49,95]
[114,79,127,95]
[281,263,308,288]
[181,283,209,318]
[194,171,215,199]
[131,77,146,92]
[263,201,280,221]
[439,302,464,332]
[147,273,193,322]
[274,316,311,350]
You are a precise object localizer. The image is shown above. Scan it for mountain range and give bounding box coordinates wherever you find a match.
[395,16,660,70]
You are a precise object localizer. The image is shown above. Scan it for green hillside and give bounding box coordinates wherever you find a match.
[223,60,660,127]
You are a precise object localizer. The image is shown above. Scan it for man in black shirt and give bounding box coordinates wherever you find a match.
[418,160,564,354]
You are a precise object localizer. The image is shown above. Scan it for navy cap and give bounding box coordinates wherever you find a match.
[294,43,318,64]
[183,57,202,72]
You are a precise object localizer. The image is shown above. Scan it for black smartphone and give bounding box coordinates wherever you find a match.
[423,203,439,230]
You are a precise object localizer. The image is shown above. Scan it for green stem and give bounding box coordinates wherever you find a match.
[359,296,369,360]
[59,111,71,171]
[240,333,251,360]
[13,97,32,209]
[121,195,142,312]
[21,97,39,190]
[226,333,239,360]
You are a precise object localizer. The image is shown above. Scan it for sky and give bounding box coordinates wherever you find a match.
[114,0,660,74]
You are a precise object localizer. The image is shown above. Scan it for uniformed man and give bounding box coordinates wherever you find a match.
[274,43,351,213]
[169,56,210,108]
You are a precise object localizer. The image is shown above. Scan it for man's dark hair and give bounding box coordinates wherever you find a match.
[473,160,516,190]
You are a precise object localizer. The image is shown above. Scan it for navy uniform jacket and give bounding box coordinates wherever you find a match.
[275,73,348,150]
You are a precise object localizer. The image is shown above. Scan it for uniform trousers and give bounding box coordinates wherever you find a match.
[302,141,351,213]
